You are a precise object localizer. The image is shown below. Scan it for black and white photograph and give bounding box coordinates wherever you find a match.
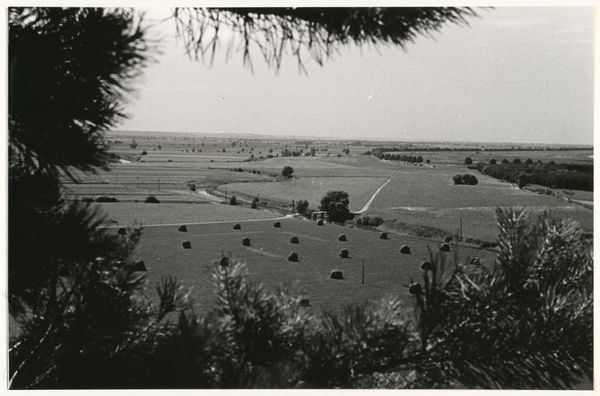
[5,4,594,390]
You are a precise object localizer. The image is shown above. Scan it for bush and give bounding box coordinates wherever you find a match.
[230,195,238,205]
[282,166,294,178]
[453,174,478,185]
[95,196,118,202]
[489,159,497,164]
[141,150,147,155]
[464,157,473,165]
[319,191,351,222]
[144,196,160,203]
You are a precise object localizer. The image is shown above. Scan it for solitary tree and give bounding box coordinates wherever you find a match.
[282,166,294,178]
[319,191,351,222]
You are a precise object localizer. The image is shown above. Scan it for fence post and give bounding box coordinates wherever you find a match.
[362,259,365,285]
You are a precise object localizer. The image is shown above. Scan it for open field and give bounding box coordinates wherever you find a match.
[131,217,495,316]
[363,161,592,242]
[93,202,283,226]
[219,176,390,212]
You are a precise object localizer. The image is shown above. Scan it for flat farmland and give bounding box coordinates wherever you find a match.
[132,217,495,316]
[365,163,593,242]
[92,202,283,226]
[219,176,389,212]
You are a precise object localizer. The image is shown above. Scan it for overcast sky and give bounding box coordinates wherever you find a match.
[118,7,594,146]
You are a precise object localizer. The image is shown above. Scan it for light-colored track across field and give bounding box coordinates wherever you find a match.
[354,171,399,214]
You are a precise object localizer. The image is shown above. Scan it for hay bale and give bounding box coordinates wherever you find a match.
[242,237,251,246]
[400,245,411,254]
[330,270,344,280]
[133,260,147,272]
[379,232,388,240]
[182,241,192,249]
[317,219,324,226]
[117,227,127,235]
[338,234,347,241]
[233,223,241,230]
[339,249,349,258]
[299,298,310,307]
[288,252,299,262]
[273,221,281,228]
[408,282,423,295]
[420,261,433,271]
[290,236,299,244]
[178,225,188,232]
[440,243,451,252]
[219,256,230,267]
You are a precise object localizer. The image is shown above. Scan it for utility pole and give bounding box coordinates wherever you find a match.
[362,259,365,285]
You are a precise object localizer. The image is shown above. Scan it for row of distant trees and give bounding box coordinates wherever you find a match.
[369,149,430,164]
[473,160,593,191]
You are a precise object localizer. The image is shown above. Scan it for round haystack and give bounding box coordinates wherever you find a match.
[233,223,241,230]
[242,237,251,246]
[330,270,344,280]
[178,225,188,232]
[117,227,127,235]
[133,260,147,272]
[339,249,349,258]
[440,243,451,252]
[400,245,411,254]
[420,261,433,271]
[299,298,310,307]
[290,236,299,244]
[338,234,347,241]
[182,241,192,249]
[317,219,324,226]
[273,221,281,228]
[379,232,388,240]
[470,258,481,265]
[219,256,230,267]
[408,282,423,295]
[288,252,299,262]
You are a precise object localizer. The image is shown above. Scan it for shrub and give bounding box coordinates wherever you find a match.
[189,183,196,191]
[178,225,187,232]
[229,195,238,205]
[81,197,94,203]
[95,196,118,202]
[339,249,349,258]
[242,237,251,246]
[182,241,191,249]
[453,174,478,185]
[440,243,450,252]
[501,159,509,164]
[233,223,241,230]
[288,252,299,262]
[117,227,127,235]
[400,245,411,254]
[145,196,160,203]
[168,159,173,162]
[489,159,497,164]
[273,221,281,228]
[338,234,347,242]
[513,158,522,164]
[379,232,388,240]
[290,236,299,244]
[317,219,324,226]
[141,150,147,155]
[282,166,294,178]
[464,157,473,165]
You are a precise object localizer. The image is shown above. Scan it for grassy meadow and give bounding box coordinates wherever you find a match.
[59,130,592,314]
[132,217,494,316]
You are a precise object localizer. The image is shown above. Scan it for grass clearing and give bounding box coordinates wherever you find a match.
[133,217,495,316]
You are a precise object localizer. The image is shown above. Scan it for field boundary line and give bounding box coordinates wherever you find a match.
[98,214,293,229]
